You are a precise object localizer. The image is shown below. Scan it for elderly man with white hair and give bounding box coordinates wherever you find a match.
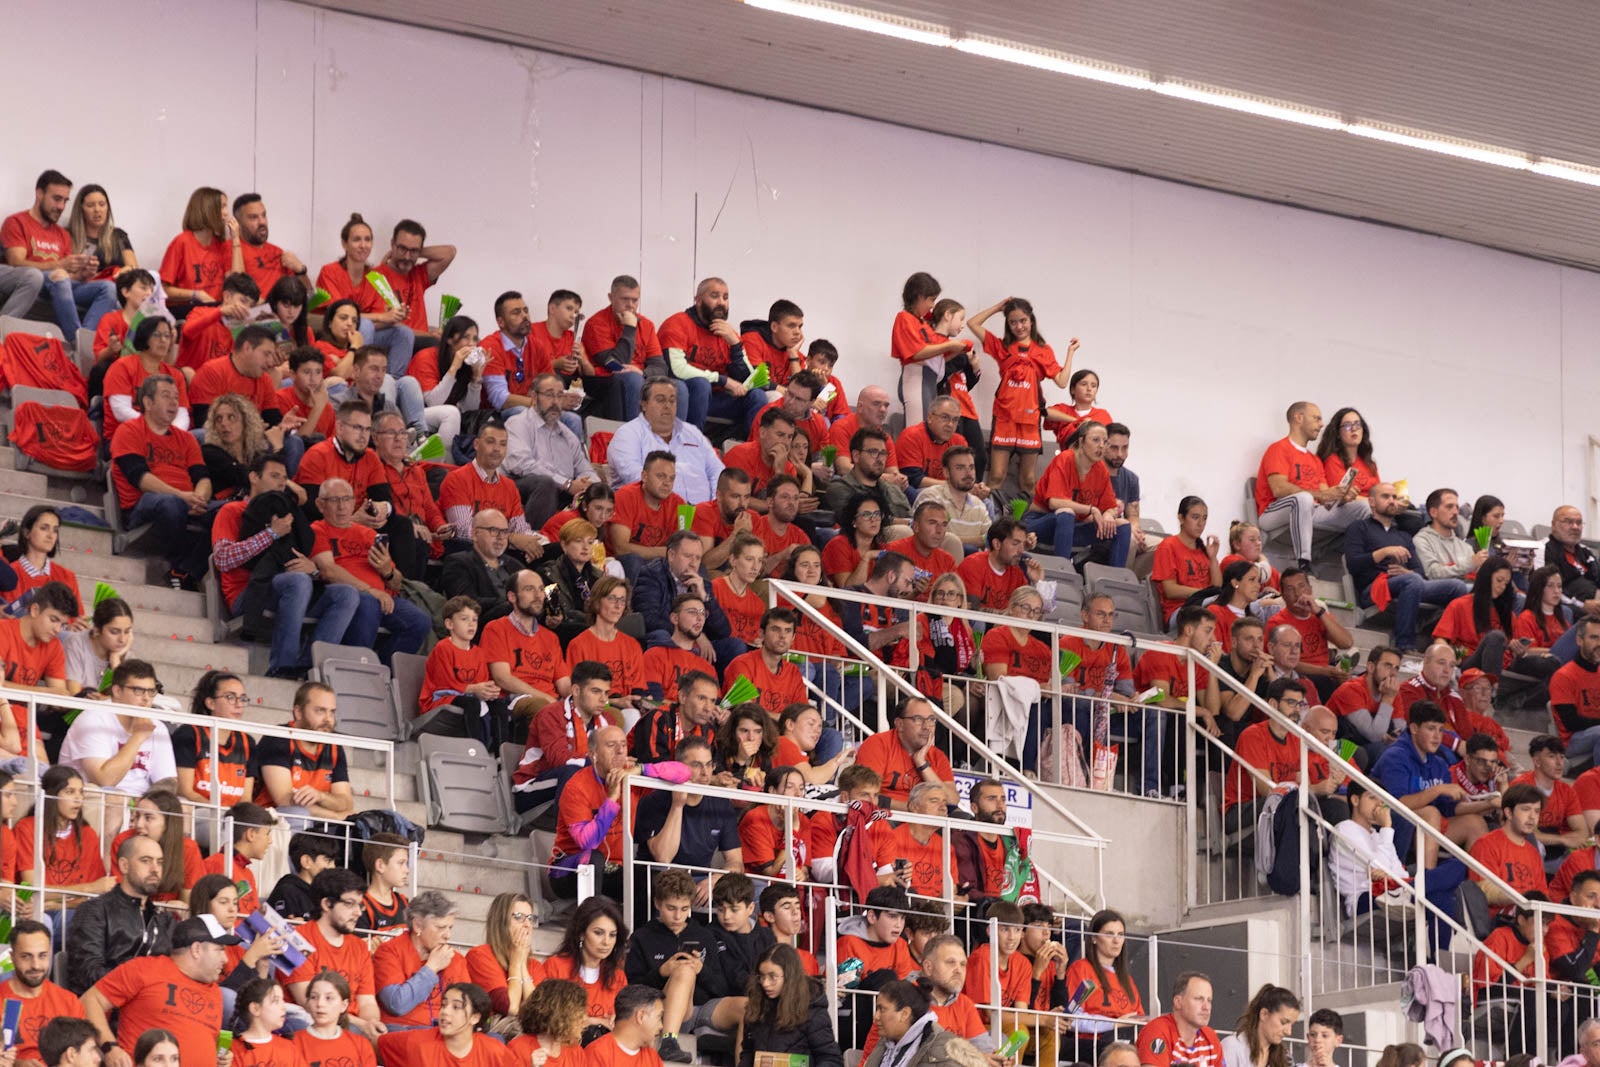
[310,477,431,662]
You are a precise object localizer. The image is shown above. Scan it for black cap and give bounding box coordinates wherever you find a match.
[171,915,244,949]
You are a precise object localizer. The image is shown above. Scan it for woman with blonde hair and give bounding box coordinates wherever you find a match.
[466,892,546,1020]
[202,394,306,499]
[510,977,591,1065]
[160,186,243,305]
[66,183,138,278]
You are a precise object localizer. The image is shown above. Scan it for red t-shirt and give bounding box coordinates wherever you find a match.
[315,261,387,315]
[0,212,71,264]
[161,231,232,300]
[295,440,385,502]
[821,536,863,581]
[479,332,535,400]
[421,640,491,713]
[1151,537,1215,619]
[0,618,62,756]
[465,942,547,1009]
[277,385,337,438]
[1063,955,1144,1018]
[294,1029,378,1067]
[201,850,258,912]
[689,500,736,543]
[311,519,385,589]
[1323,454,1380,496]
[377,1031,518,1067]
[890,823,948,896]
[1047,404,1113,448]
[14,817,102,886]
[885,536,957,592]
[95,954,223,1067]
[658,310,733,375]
[372,935,472,1026]
[723,650,807,719]
[740,329,797,387]
[540,953,630,1021]
[890,309,934,366]
[173,306,235,371]
[611,482,686,552]
[1550,659,1600,744]
[232,1036,310,1067]
[564,629,645,698]
[439,465,525,528]
[1514,608,1568,649]
[189,356,282,416]
[210,500,253,606]
[836,933,915,979]
[102,355,190,442]
[1137,1015,1223,1067]
[713,577,765,646]
[861,994,984,1058]
[1468,829,1550,903]
[955,553,1026,614]
[239,240,293,297]
[853,730,954,806]
[288,919,378,994]
[1554,845,1600,900]
[827,414,899,466]
[1134,650,1192,701]
[583,307,662,371]
[983,334,1056,424]
[1264,608,1332,667]
[1326,676,1381,719]
[738,806,809,873]
[5,977,83,1062]
[1510,771,1583,833]
[1059,635,1133,692]
[721,441,794,497]
[479,617,563,696]
[982,625,1051,684]
[640,645,715,705]
[3,560,78,611]
[896,422,967,483]
[964,942,1035,1015]
[1254,437,1324,514]
[747,399,829,452]
[1224,721,1307,810]
[375,262,434,333]
[1033,449,1116,512]
[110,417,203,510]
[585,1034,662,1067]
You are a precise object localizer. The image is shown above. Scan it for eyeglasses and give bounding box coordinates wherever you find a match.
[477,526,510,536]
[214,692,250,705]
[1013,606,1044,618]
[601,593,629,604]
[509,911,534,923]
[899,715,935,726]
[857,511,883,521]
[1339,421,1363,430]
[857,449,888,459]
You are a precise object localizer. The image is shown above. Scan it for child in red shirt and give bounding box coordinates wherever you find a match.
[421,597,506,727]
[969,297,1073,499]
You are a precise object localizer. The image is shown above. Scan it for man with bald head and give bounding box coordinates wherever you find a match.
[1302,704,1352,822]
[1548,505,1600,613]
[549,722,638,900]
[828,385,908,486]
[441,509,524,623]
[1254,400,1369,570]
[1344,481,1468,651]
[658,276,768,438]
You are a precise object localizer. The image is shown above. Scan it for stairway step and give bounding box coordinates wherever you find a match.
[137,638,253,675]
[4,492,105,523]
[0,465,106,504]
[66,572,201,617]
[52,544,154,585]
[58,525,116,555]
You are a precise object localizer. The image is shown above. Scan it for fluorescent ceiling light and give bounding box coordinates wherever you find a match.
[739,0,1600,190]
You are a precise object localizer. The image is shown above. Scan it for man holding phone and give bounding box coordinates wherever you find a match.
[622,868,745,1064]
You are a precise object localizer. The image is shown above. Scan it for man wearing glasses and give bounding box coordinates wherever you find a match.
[441,509,524,624]
[310,478,432,663]
[1222,677,1316,834]
[853,695,957,810]
[59,659,177,797]
[503,372,598,531]
[821,427,910,527]
[895,395,967,491]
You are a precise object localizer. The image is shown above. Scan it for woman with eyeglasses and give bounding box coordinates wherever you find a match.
[563,575,645,712]
[824,491,892,588]
[467,892,547,1022]
[101,316,190,445]
[171,670,256,824]
[1315,407,1423,531]
[982,587,1054,770]
[108,788,203,904]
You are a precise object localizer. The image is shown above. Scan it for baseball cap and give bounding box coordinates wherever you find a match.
[1458,668,1493,688]
[171,914,243,949]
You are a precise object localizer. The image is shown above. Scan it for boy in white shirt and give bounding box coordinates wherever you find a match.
[1330,779,1410,917]
[57,659,176,796]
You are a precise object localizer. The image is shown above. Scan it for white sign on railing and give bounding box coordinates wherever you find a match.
[953,771,1033,828]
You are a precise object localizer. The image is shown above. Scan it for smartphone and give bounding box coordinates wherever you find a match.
[375,534,389,548]
[680,940,702,954]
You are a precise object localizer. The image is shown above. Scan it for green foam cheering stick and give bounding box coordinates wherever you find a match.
[677,504,695,531]
[721,674,760,708]
[744,362,770,389]
[408,434,446,463]
[93,581,121,608]
[439,294,462,325]
[1472,525,1492,550]
[1058,648,1082,678]
[307,287,332,312]
[365,271,401,311]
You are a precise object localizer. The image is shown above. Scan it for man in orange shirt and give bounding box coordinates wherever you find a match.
[109,374,213,590]
[1024,419,1131,567]
[375,218,455,337]
[752,476,813,576]
[1223,678,1318,831]
[287,867,384,1037]
[889,781,956,896]
[957,517,1042,613]
[691,467,753,571]
[439,418,546,558]
[1468,783,1551,911]
[723,608,809,720]
[481,569,564,717]
[5,920,84,1062]
[82,916,233,1067]
[2,169,114,335]
[588,985,667,1067]
[721,408,798,511]
[829,386,907,483]
[747,370,830,454]
[860,934,992,1058]
[550,724,639,901]
[611,451,687,578]
[1254,401,1370,570]
[658,276,767,438]
[233,192,309,296]
[884,498,958,599]
[581,274,664,421]
[188,322,287,427]
[895,396,966,490]
[854,696,956,809]
[310,477,432,661]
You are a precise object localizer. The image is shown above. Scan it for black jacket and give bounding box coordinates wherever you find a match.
[538,555,603,646]
[66,885,174,994]
[623,918,735,1002]
[633,558,734,642]
[738,990,843,1067]
[440,550,523,616]
[1547,535,1600,603]
[712,922,761,991]
[267,873,321,921]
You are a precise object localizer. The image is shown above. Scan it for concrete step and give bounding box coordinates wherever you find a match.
[137,637,252,675]
[58,525,116,555]
[349,764,418,805]
[63,571,202,618]
[3,491,105,524]
[53,544,155,586]
[0,466,105,505]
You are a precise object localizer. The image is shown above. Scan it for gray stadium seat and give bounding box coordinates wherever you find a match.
[1045,579,1084,624]
[73,328,95,378]
[203,565,243,643]
[1498,518,1529,539]
[418,734,516,835]
[498,742,553,835]
[311,641,401,740]
[1083,562,1160,634]
[390,651,465,739]
[0,316,63,344]
[105,465,155,555]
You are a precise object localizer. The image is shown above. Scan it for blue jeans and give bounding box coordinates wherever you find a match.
[1569,724,1600,766]
[233,575,362,673]
[45,275,117,335]
[1382,571,1470,651]
[0,266,44,318]
[360,321,417,378]
[811,726,845,765]
[802,660,864,713]
[348,590,432,662]
[280,431,308,478]
[1069,695,1165,795]
[128,493,209,577]
[1023,510,1131,568]
[682,379,768,437]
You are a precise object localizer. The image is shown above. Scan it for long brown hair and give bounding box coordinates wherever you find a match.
[744,943,813,1031]
[552,896,628,990]
[1083,909,1138,1009]
[1233,984,1301,1067]
[1374,1045,1425,1067]
[67,185,129,265]
[181,187,226,238]
[40,766,87,867]
[486,891,533,973]
[136,789,188,897]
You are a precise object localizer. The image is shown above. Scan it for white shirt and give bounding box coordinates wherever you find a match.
[1331,820,1408,916]
[58,708,177,796]
[607,416,724,504]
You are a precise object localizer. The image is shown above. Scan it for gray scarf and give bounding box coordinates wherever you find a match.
[880,1011,939,1067]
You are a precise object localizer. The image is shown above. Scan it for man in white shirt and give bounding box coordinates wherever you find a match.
[58,659,177,796]
[608,377,724,504]
[1330,779,1409,917]
[913,446,994,553]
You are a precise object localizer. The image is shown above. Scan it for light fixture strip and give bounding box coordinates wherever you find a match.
[740,0,1600,190]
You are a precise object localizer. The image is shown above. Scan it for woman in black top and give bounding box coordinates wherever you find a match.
[740,944,843,1067]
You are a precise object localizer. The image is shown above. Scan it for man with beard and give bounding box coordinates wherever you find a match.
[254,682,354,823]
[854,695,957,810]
[1344,482,1465,651]
[635,531,743,669]
[3,169,116,334]
[483,290,538,410]
[859,935,995,1058]
[504,372,598,530]
[915,446,994,551]
[511,659,617,812]
[5,920,85,1064]
[746,369,830,455]
[953,778,1012,907]
[692,467,754,570]
[828,386,909,487]
[480,569,564,717]
[1105,422,1157,577]
[753,476,814,576]
[957,517,1041,613]
[658,277,768,439]
[641,598,720,706]
[1061,593,1163,797]
[374,218,455,338]
[83,916,238,1067]
[286,868,384,1037]
[232,192,309,295]
[822,426,911,527]
[65,836,173,995]
[1327,645,1404,746]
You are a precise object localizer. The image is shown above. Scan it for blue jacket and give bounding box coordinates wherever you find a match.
[1343,517,1424,604]
[1372,730,1456,862]
[632,557,733,642]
